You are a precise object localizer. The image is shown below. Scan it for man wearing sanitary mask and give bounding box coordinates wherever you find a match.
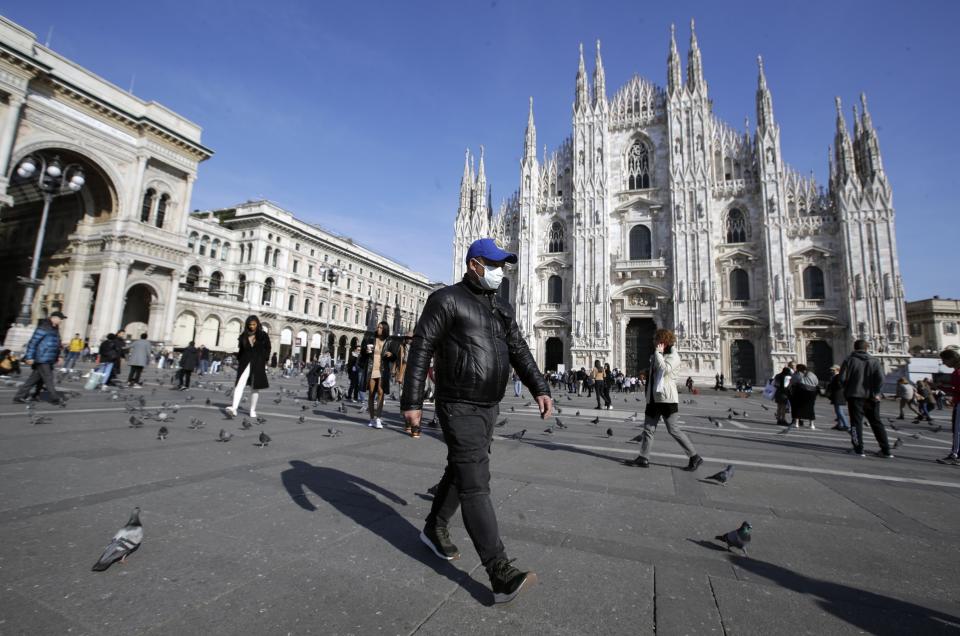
[401,238,552,604]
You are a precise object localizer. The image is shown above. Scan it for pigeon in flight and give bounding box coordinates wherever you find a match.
[157,427,168,441]
[217,429,233,442]
[605,428,614,438]
[257,431,271,447]
[129,416,145,429]
[506,429,526,440]
[715,521,751,555]
[327,427,342,438]
[92,507,143,572]
[704,464,735,485]
[240,418,253,430]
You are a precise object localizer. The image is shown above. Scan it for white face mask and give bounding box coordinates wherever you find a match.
[473,259,504,290]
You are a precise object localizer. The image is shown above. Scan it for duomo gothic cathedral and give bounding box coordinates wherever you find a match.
[452,22,908,383]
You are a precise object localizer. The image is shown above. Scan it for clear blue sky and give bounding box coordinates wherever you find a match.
[6,1,958,298]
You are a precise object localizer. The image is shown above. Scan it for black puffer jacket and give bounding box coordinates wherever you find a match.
[400,275,550,410]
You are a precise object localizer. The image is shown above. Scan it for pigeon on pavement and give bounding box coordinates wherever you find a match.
[129,416,145,428]
[575,410,580,417]
[327,428,342,437]
[704,464,735,485]
[506,429,526,440]
[627,433,643,443]
[542,427,553,435]
[297,415,306,424]
[92,507,143,572]
[605,428,614,438]
[240,418,253,430]
[157,427,168,440]
[217,429,233,442]
[893,438,903,449]
[715,521,751,555]
[590,417,600,425]
[555,418,567,429]
[256,416,267,426]
[496,418,509,427]
[257,431,271,447]
[708,416,722,428]
[205,398,211,406]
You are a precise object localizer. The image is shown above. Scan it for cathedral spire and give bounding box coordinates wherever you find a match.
[856,92,886,184]
[667,23,682,96]
[593,39,606,107]
[575,42,589,113]
[459,147,472,210]
[476,144,487,192]
[686,18,706,93]
[833,96,859,187]
[859,92,874,132]
[524,97,537,162]
[755,56,776,133]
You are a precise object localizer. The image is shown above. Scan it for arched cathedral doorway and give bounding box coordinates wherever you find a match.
[544,337,564,372]
[625,318,656,376]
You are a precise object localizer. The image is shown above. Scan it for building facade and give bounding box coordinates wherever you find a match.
[453,22,909,383]
[0,17,211,348]
[0,17,434,358]
[906,297,960,356]
[175,201,432,362]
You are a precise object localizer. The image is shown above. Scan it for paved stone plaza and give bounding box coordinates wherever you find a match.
[1,368,958,635]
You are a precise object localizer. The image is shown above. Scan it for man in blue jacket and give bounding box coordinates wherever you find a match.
[13,311,66,405]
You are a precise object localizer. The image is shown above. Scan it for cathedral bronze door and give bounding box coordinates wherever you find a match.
[625,318,656,376]
[544,337,563,372]
[730,339,756,385]
[805,340,833,381]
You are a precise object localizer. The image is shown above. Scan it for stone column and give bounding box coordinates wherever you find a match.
[162,269,181,344]
[179,174,196,235]
[0,94,25,183]
[128,154,148,221]
[62,257,90,339]
[90,261,121,343]
[107,259,133,333]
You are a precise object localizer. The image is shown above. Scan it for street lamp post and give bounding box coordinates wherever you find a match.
[319,266,341,357]
[12,154,86,325]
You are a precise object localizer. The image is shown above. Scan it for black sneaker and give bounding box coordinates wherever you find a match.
[624,456,649,468]
[12,397,28,404]
[935,455,958,465]
[420,525,460,560]
[488,558,537,604]
[847,448,865,457]
[684,455,703,471]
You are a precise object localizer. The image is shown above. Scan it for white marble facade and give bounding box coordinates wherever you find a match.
[453,22,909,383]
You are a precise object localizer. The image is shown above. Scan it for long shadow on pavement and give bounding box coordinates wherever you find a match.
[729,556,960,635]
[280,460,490,605]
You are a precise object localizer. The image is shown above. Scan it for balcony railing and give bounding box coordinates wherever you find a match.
[613,257,667,279]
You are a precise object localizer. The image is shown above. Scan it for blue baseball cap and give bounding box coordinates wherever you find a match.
[466,238,517,264]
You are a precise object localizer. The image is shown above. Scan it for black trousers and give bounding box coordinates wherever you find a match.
[595,383,611,408]
[426,401,506,569]
[128,365,143,384]
[14,363,61,402]
[178,369,193,388]
[847,398,890,454]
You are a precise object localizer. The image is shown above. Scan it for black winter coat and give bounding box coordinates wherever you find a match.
[358,335,400,394]
[179,345,199,371]
[400,275,550,410]
[839,351,884,399]
[236,332,271,390]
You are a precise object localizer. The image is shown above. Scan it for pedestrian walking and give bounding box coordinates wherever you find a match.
[895,378,919,419]
[935,346,960,465]
[64,333,84,370]
[401,237,551,604]
[225,315,271,418]
[914,379,935,423]
[787,364,819,429]
[97,334,121,387]
[126,333,152,387]
[177,341,198,390]
[346,345,361,402]
[110,330,128,385]
[305,360,322,401]
[359,321,398,430]
[512,370,523,398]
[625,329,703,471]
[13,311,66,405]
[198,344,210,375]
[396,331,414,386]
[592,360,612,410]
[839,340,893,458]
[827,365,850,431]
[773,366,793,425]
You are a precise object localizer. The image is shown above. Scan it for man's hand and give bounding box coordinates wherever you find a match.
[403,409,422,428]
[536,394,553,419]
[24,359,33,366]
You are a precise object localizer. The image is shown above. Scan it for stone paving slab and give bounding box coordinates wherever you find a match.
[1,372,959,634]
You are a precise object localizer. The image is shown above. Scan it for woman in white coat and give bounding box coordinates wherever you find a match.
[625,329,703,470]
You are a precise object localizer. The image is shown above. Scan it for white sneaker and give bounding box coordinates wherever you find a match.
[249,411,257,418]
[374,418,384,429]
[224,407,237,417]
[809,423,816,430]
